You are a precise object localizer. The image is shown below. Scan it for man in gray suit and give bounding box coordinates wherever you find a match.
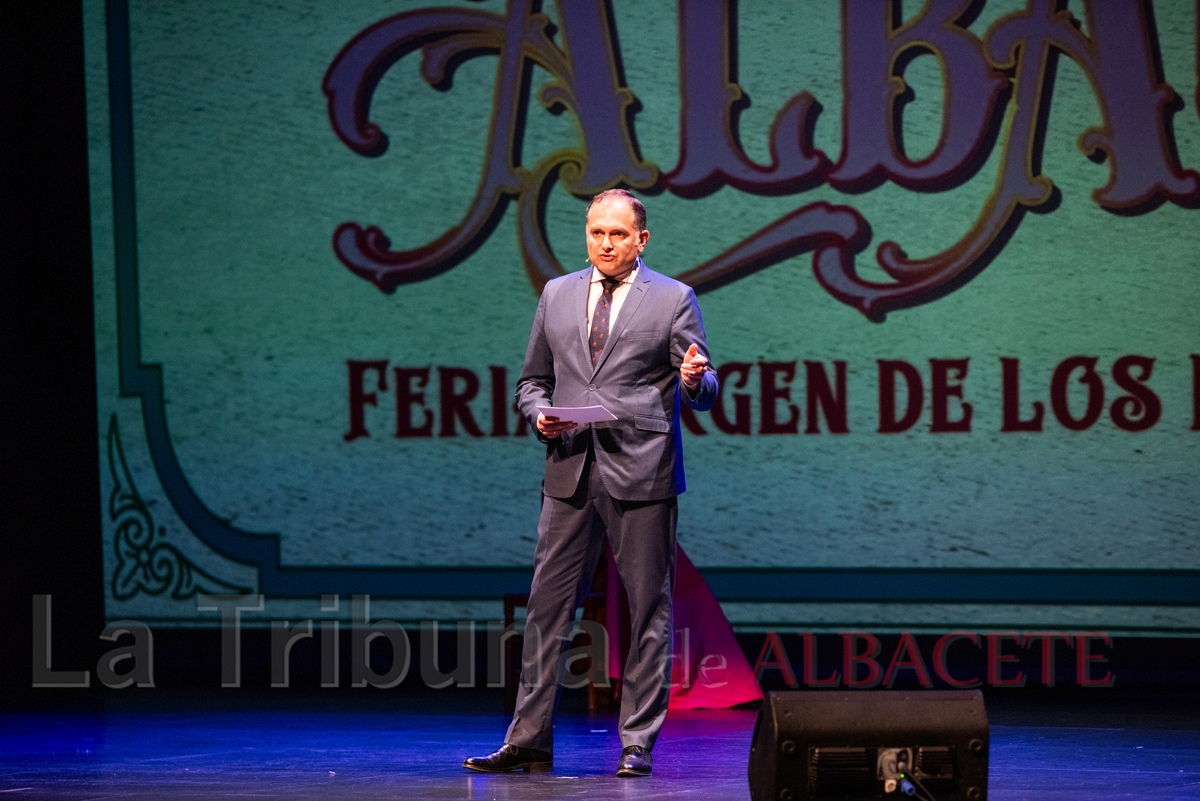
[464,189,718,777]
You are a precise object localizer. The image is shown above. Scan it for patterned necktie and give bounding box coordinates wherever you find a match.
[589,277,620,365]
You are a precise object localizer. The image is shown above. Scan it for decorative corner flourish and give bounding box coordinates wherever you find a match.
[107,414,251,600]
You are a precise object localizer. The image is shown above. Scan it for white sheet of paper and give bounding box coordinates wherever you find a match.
[537,405,617,424]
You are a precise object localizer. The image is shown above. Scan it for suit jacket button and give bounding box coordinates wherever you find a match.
[589,383,597,391]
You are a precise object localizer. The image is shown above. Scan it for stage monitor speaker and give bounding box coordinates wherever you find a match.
[748,690,988,801]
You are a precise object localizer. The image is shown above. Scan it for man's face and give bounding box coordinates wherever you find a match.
[586,198,649,278]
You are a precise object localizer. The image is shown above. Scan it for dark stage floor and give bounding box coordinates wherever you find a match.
[2,689,1198,800]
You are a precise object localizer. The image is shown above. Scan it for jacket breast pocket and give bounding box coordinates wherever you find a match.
[622,329,666,368]
[634,414,671,434]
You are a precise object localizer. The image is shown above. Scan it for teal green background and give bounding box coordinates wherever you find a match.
[86,1,1198,629]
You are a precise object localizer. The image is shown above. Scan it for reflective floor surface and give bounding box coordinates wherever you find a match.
[2,689,1197,800]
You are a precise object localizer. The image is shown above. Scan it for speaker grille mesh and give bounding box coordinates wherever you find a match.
[807,747,872,796]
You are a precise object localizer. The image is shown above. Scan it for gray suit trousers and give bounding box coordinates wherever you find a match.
[505,449,678,753]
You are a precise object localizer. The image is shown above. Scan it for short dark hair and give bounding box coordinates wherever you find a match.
[587,188,646,232]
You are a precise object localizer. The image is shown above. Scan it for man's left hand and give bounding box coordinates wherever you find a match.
[680,343,709,390]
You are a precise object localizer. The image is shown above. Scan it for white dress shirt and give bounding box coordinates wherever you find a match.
[586,259,640,329]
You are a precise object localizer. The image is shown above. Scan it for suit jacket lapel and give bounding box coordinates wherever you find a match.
[592,258,651,377]
[572,268,593,363]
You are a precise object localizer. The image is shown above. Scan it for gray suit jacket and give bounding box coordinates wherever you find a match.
[516,260,718,501]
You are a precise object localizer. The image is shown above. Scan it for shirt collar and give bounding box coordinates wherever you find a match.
[590,258,641,286]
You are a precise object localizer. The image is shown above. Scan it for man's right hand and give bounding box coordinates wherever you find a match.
[537,413,577,439]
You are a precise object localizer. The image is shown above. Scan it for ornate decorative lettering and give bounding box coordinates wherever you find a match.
[327,0,1199,318]
[830,0,1007,191]
[665,0,829,197]
[324,0,654,294]
[820,0,1200,318]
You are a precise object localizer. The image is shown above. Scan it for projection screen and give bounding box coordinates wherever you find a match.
[84,0,1199,632]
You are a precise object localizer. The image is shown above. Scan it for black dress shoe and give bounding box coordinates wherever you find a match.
[463,743,552,773]
[616,745,652,777]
